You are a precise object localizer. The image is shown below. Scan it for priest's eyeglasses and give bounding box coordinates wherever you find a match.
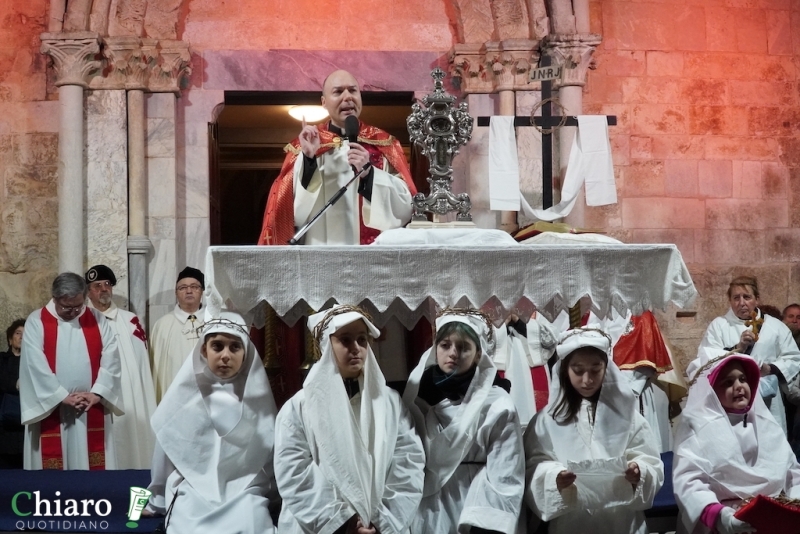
[56,303,83,313]
[177,284,202,292]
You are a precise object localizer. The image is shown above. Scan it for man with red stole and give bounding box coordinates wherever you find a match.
[19,272,123,469]
[258,69,417,246]
[257,70,417,404]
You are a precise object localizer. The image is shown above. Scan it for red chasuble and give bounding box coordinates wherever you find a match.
[257,120,417,246]
[39,308,106,470]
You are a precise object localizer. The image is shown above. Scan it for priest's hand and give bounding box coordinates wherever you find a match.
[84,392,102,409]
[347,143,370,174]
[625,462,641,486]
[299,118,320,158]
[556,470,576,491]
[737,330,755,352]
[62,393,89,412]
[716,507,756,534]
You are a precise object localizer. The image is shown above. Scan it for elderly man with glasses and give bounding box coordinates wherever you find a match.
[149,267,206,403]
[84,264,156,468]
[18,272,123,469]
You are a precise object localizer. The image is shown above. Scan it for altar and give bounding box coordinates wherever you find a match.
[204,241,697,328]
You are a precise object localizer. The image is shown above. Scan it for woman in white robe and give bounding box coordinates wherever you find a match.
[403,309,524,534]
[672,354,800,534]
[274,305,425,534]
[689,275,800,435]
[145,311,278,534]
[524,328,664,534]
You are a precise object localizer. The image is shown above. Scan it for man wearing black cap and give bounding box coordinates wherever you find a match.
[149,267,206,403]
[85,265,156,469]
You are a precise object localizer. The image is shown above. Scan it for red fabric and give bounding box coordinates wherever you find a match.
[39,308,106,470]
[700,502,725,530]
[734,494,800,533]
[496,367,549,412]
[257,120,417,246]
[130,315,148,348]
[612,311,673,373]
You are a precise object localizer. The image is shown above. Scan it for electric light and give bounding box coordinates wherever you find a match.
[288,105,329,123]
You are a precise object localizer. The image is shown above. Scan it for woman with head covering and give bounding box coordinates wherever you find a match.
[523,327,664,534]
[673,353,800,534]
[144,311,278,533]
[274,305,425,534]
[403,308,524,534]
[689,275,800,435]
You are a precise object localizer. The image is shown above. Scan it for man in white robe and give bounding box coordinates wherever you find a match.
[85,265,156,468]
[258,69,416,246]
[688,276,800,435]
[149,266,205,403]
[274,305,425,534]
[19,272,123,469]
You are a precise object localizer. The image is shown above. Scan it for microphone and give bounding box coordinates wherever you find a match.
[344,115,360,176]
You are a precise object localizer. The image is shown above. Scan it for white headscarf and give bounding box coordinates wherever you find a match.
[675,354,794,500]
[302,305,395,527]
[403,311,499,496]
[150,311,276,503]
[542,327,636,459]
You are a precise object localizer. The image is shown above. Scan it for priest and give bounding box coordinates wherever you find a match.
[149,267,205,403]
[85,264,156,468]
[258,69,417,246]
[19,272,123,469]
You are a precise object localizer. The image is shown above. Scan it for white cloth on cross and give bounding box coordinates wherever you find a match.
[488,116,521,211]
[488,115,616,220]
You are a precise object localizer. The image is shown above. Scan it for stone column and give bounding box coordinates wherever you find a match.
[103,36,158,316]
[485,40,537,234]
[40,32,101,274]
[542,34,601,227]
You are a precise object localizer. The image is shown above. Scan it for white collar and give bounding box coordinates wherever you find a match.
[173,303,203,324]
[88,300,118,320]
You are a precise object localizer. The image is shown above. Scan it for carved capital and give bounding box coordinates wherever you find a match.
[150,40,192,94]
[97,36,158,90]
[484,39,539,92]
[40,32,101,88]
[541,33,602,88]
[449,43,490,94]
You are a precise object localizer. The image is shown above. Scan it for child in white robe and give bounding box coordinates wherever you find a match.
[673,354,800,534]
[403,309,525,534]
[524,327,664,534]
[145,311,278,534]
[274,305,425,534]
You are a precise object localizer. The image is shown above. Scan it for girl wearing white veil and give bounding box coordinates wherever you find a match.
[673,353,800,534]
[403,308,524,534]
[524,327,663,534]
[274,305,425,534]
[145,311,278,534]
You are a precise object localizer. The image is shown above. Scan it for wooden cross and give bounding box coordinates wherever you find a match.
[476,55,617,209]
[745,311,764,341]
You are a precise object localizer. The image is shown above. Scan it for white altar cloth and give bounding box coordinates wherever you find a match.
[203,243,696,329]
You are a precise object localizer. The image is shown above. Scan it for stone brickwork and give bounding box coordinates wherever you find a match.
[0,0,58,348]
[584,0,800,369]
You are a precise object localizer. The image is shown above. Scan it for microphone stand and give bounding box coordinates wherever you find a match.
[288,162,372,245]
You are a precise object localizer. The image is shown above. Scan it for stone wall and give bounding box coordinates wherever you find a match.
[582,0,800,368]
[0,0,59,348]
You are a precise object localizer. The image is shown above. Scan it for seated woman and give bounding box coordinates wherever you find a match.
[673,354,800,534]
[274,305,425,534]
[145,311,278,533]
[403,308,524,534]
[524,328,664,534]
